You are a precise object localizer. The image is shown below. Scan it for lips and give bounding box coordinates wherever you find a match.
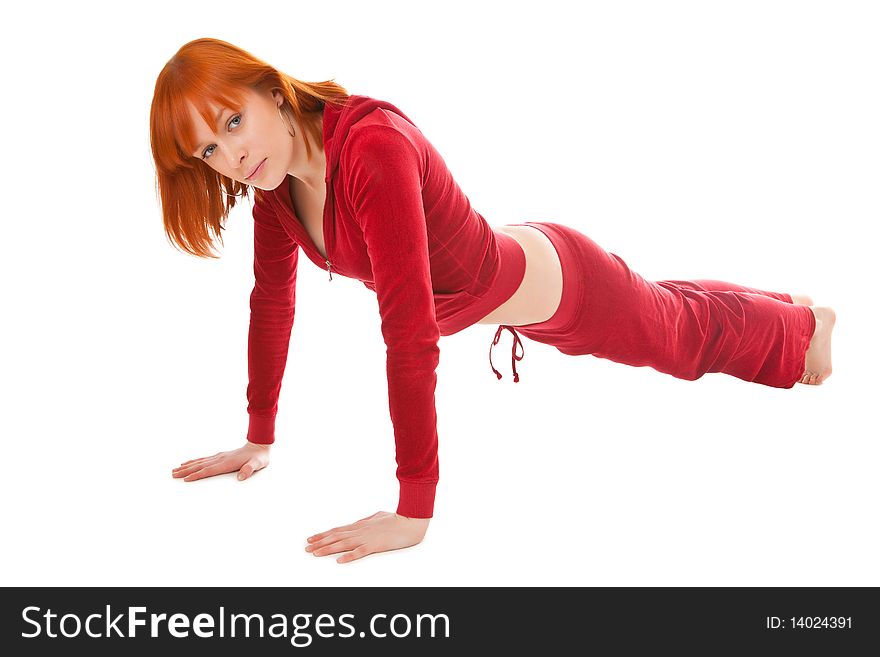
[245,158,266,180]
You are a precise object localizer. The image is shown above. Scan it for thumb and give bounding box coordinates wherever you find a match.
[237,463,255,481]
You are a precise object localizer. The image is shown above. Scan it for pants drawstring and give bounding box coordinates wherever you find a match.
[489,325,525,382]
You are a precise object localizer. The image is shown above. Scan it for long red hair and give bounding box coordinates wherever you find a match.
[150,38,349,258]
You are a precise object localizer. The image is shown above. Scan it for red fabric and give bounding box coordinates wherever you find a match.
[244,95,525,518]
[490,222,816,389]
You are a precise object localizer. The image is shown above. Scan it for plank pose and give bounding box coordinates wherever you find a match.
[151,39,835,564]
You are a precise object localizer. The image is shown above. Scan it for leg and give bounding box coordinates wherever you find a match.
[509,222,820,388]
[657,279,812,306]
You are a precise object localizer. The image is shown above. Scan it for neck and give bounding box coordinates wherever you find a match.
[290,113,326,190]
[294,150,326,191]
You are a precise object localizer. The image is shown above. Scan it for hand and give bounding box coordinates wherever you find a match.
[305,511,430,564]
[171,441,271,482]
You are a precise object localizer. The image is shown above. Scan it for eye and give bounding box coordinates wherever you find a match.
[201,114,242,160]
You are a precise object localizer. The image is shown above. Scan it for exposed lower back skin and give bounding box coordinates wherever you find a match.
[476,224,563,326]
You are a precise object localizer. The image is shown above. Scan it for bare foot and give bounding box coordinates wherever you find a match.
[789,293,814,305]
[799,306,835,385]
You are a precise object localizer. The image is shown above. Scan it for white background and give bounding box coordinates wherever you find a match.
[1,0,877,586]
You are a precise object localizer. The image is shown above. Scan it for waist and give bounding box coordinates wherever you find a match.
[433,230,527,336]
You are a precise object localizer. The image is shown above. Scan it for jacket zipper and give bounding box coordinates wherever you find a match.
[324,185,334,281]
[281,181,334,281]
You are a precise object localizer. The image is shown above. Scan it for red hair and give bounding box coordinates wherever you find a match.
[149,38,349,258]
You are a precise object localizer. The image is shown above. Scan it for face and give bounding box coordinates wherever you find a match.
[185,87,296,190]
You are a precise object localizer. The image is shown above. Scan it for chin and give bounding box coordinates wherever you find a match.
[249,165,279,190]
[251,176,277,192]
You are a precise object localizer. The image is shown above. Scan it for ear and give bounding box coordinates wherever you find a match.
[272,89,284,108]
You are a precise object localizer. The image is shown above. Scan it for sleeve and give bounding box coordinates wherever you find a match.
[245,197,299,445]
[343,124,440,518]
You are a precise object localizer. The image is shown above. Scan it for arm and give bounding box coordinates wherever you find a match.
[171,198,297,483]
[246,197,300,445]
[304,123,439,564]
[346,123,441,519]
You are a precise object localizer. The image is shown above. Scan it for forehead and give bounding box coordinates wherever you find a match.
[181,90,249,156]
[185,86,257,128]
[175,86,259,158]
[185,99,227,134]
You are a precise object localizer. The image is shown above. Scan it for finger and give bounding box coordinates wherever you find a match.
[173,456,219,473]
[174,456,218,471]
[307,523,359,543]
[335,512,381,532]
[177,452,222,468]
[307,522,354,542]
[172,464,206,478]
[308,512,380,536]
[306,530,356,550]
[306,531,355,550]
[337,545,370,564]
[177,458,206,468]
[309,538,358,557]
[172,459,220,478]
[237,462,256,481]
[182,463,226,482]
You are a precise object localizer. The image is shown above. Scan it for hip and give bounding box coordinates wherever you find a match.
[475,224,563,326]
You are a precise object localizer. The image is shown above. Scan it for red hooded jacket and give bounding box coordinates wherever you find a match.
[244,94,526,518]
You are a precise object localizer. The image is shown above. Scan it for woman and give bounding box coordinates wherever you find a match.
[152,38,835,564]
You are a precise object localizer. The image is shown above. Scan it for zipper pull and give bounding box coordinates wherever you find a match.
[325,259,334,281]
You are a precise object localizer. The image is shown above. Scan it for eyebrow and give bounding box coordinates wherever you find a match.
[193,107,228,157]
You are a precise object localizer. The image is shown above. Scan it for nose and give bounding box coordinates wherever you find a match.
[224,144,248,177]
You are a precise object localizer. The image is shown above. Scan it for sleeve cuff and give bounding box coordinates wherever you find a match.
[396,480,437,518]
[247,413,276,445]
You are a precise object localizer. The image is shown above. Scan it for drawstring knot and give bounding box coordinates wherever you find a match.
[489,325,525,382]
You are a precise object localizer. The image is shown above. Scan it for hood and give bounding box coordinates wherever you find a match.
[321,94,419,183]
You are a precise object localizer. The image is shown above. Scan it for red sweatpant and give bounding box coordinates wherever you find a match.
[488,221,816,388]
